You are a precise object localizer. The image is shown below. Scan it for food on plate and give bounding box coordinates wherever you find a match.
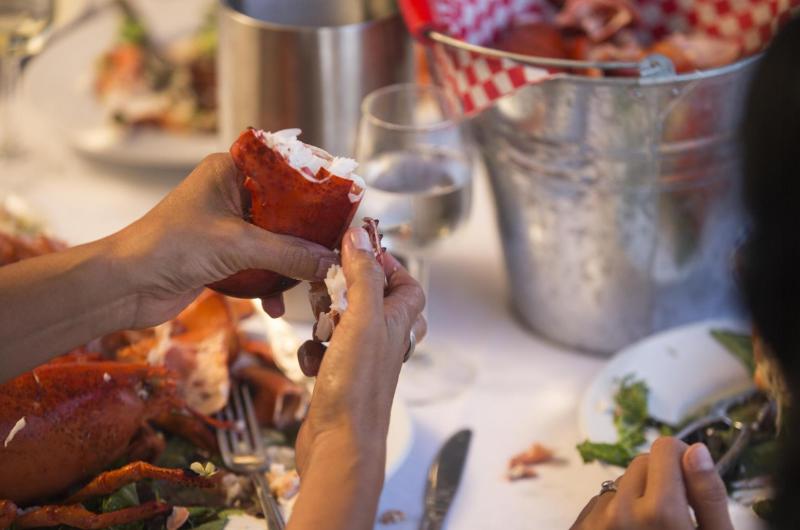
[490,0,742,75]
[577,330,782,518]
[0,212,308,527]
[210,128,365,299]
[751,331,791,427]
[378,509,407,525]
[507,442,555,481]
[94,4,217,132]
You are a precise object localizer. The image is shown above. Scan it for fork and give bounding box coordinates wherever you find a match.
[217,383,286,530]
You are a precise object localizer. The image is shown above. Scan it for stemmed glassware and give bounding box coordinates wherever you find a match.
[355,83,475,404]
[0,0,55,159]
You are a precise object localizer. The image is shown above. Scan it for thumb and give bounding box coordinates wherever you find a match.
[340,227,385,321]
[229,220,337,281]
[682,443,734,530]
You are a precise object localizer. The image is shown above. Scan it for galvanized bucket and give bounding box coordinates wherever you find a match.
[425,30,756,353]
[218,0,414,156]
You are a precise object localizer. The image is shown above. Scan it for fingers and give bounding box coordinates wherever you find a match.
[570,496,598,528]
[261,295,285,318]
[615,454,648,503]
[340,227,386,319]
[233,222,338,281]
[644,437,688,502]
[382,253,426,344]
[412,314,428,344]
[682,443,734,530]
[195,153,245,214]
[639,437,693,527]
[297,340,327,377]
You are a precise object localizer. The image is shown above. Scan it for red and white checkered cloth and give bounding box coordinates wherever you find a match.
[415,0,798,114]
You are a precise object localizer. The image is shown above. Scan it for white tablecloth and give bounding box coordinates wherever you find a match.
[1,95,618,529]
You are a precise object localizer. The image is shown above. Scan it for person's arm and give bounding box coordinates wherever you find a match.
[0,153,337,380]
[288,227,426,530]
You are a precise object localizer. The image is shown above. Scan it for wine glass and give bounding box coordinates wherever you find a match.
[355,83,475,405]
[0,0,55,159]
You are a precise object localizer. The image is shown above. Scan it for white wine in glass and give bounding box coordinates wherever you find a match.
[0,0,55,158]
[359,146,472,255]
[356,84,475,405]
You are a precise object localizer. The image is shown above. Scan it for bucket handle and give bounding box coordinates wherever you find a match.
[399,0,441,44]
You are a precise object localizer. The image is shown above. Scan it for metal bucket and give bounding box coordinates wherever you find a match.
[218,0,414,155]
[467,58,757,353]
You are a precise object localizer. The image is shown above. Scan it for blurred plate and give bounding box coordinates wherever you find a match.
[252,305,414,480]
[579,319,764,529]
[24,2,220,170]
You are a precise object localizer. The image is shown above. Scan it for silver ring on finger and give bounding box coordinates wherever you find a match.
[403,330,416,363]
[599,480,618,496]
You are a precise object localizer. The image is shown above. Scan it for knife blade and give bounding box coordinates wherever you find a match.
[419,429,472,530]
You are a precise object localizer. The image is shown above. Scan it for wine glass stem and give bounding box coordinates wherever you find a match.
[405,254,430,322]
[0,56,23,158]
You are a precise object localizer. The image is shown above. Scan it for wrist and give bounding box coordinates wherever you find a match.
[98,230,148,329]
[308,424,387,468]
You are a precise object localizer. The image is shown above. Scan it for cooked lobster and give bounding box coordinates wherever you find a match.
[210,128,364,299]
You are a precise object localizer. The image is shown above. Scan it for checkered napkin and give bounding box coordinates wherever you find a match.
[402,0,799,114]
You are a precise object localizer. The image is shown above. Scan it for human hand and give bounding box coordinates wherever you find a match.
[294,227,426,473]
[110,153,338,328]
[571,438,733,530]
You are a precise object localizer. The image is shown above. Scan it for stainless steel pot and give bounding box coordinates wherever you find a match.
[470,58,756,353]
[218,0,414,156]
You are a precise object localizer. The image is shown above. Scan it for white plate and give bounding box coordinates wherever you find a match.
[579,319,765,530]
[252,306,414,480]
[24,3,220,170]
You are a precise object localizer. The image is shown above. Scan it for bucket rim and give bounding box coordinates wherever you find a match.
[429,30,761,86]
[220,0,399,33]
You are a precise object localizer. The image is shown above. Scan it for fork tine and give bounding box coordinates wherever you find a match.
[231,382,252,452]
[241,384,265,454]
[215,404,234,468]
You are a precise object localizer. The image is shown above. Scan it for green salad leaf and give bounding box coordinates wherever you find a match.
[119,16,146,45]
[752,499,776,521]
[711,329,756,375]
[100,484,145,530]
[576,440,638,468]
[190,509,246,530]
[576,375,652,468]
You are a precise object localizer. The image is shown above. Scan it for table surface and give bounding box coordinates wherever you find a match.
[1,6,625,526]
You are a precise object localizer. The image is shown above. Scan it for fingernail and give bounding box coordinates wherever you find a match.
[349,228,371,251]
[686,443,714,472]
[315,257,337,279]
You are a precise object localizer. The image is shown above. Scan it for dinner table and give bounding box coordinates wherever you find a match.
[3,84,622,529]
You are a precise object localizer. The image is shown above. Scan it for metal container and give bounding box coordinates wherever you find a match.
[471,59,756,353]
[218,0,414,156]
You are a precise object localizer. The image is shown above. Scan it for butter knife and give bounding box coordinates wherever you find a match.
[419,429,472,530]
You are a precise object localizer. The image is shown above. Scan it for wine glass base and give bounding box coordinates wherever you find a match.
[397,348,475,406]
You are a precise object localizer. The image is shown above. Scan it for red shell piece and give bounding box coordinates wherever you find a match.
[209,129,362,299]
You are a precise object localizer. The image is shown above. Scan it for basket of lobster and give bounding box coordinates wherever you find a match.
[400,0,797,353]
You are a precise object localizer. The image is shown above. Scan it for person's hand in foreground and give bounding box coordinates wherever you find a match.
[0,153,337,380]
[287,227,426,530]
[571,437,734,530]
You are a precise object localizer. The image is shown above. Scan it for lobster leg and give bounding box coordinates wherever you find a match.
[64,461,214,504]
[14,501,171,529]
[0,500,16,530]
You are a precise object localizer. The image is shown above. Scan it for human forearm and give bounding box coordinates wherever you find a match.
[0,234,135,380]
[288,429,387,530]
